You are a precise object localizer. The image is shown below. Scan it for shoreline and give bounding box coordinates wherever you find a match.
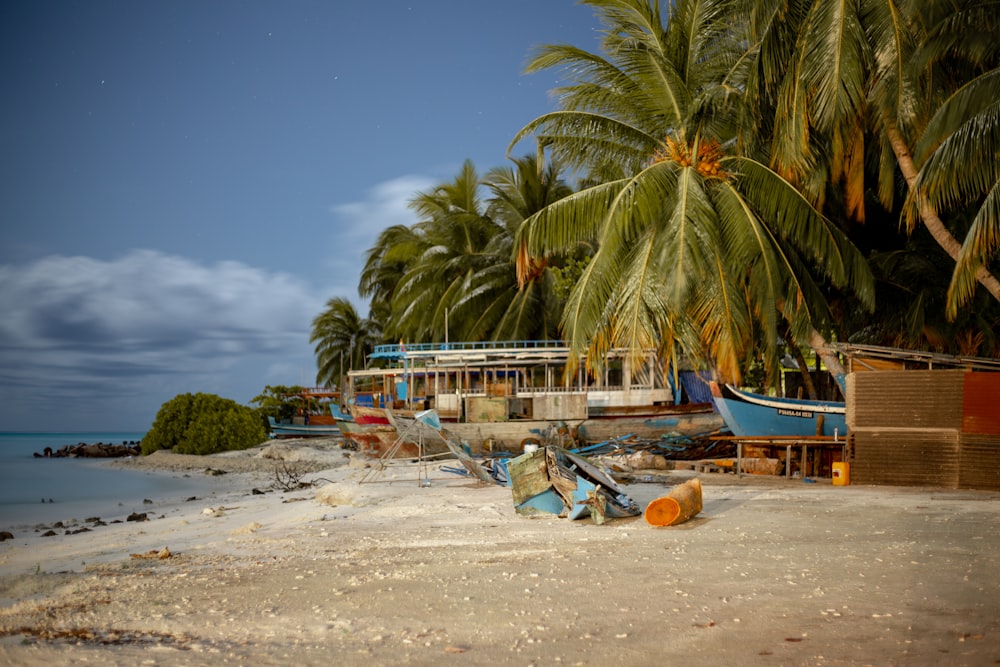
[2,441,999,665]
[0,438,346,536]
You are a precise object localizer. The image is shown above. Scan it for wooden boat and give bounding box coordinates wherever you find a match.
[267,416,344,438]
[267,387,350,439]
[343,340,724,454]
[709,382,847,438]
[707,343,1000,439]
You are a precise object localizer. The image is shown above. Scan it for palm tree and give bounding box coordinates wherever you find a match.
[359,223,425,341]
[844,232,1000,357]
[746,0,1000,317]
[509,0,873,387]
[310,297,378,387]
[357,156,575,344]
[481,154,576,340]
[385,160,506,342]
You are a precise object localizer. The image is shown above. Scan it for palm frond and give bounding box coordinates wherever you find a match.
[913,69,1000,164]
[800,0,871,131]
[514,177,631,278]
[509,111,657,172]
[948,179,1000,316]
[724,157,875,307]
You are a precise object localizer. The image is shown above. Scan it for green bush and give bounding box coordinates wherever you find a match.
[142,392,266,456]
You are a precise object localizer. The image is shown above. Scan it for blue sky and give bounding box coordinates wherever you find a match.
[0,1,601,432]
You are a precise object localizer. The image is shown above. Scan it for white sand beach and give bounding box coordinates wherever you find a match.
[1,439,998,666]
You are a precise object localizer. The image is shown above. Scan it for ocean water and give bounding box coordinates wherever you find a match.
[0,432,224,532]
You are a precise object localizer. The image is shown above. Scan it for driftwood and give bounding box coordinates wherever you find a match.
[644,478,703,527]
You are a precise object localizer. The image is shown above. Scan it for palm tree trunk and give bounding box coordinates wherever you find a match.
[777,300,848,399]
[886,125,1000,305]
[789,337,818,400]
[803,327,847,400]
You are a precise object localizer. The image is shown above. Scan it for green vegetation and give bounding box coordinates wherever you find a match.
[511,0,875,386]
[310,301,378,389]
[310,0,1000,393]
[251,384,312,423]
[141,393,266,456]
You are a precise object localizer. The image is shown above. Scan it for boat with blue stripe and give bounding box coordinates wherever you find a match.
[709,382,846,438]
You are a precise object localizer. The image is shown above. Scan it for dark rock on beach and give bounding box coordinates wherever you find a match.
[35,440,142,459]
[0,531,14,541]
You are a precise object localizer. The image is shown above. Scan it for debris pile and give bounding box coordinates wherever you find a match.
[572,432,735,478]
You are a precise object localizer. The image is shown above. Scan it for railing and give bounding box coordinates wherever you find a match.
[371,340,566,358]
[280,387,339,397]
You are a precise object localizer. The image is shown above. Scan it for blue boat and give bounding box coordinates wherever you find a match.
[267,416,344,438]
[266,388,351,439]
[709,382,846,437]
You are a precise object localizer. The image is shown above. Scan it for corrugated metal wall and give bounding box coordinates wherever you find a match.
[963,372,1000,435]
[959,372,1000,489]
[850,430,961,487]
[847,370,965,429]
[847,370,1000,490]
[960,434,1000,490]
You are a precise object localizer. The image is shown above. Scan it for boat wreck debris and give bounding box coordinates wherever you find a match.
[359,409,498,486]
[507,445,639,524]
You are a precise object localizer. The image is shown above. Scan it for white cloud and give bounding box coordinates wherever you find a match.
[0,250,325,430]
[322,174,433,309]
[331,174,433,237]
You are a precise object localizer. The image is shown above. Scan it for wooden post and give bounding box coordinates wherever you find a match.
[801,444,808,478]
[736,441,742,479]
[786,445,792,478]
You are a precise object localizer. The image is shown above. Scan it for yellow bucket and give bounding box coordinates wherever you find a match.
[832,462,850,486]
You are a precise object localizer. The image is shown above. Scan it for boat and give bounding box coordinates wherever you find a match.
[708,343,1000,439]
[267,417,344,438]
[343,340,724,454]
[266,387,350,439]
[709,382,847,438]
